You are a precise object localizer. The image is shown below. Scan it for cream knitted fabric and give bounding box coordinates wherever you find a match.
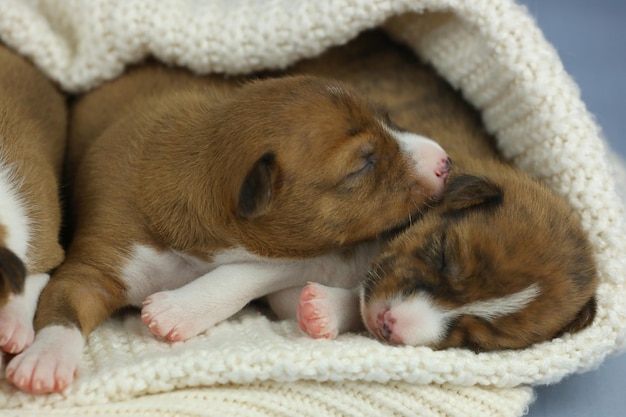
[3,381,534,417]
[0,1,624,416]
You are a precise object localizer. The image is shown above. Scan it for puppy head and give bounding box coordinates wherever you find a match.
[360,173,598,351]
[230,76,451,256]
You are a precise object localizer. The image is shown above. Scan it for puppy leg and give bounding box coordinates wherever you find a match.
[297,283,363,339]
[141,262,308,342]
[0,273,49,354]
[6,262,127,394]
[266,287,303,320]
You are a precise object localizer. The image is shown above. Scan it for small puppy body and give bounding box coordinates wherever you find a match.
[0,45,66,355]
[286,31,598,351]
[7,65,450,393]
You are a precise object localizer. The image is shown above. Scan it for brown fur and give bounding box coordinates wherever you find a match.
[287,31,599,350]
[35,65,444,337]
[0,44,66,304]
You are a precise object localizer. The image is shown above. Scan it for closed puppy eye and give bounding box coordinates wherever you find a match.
[346,154,377,179]
[437,232,463,280]
[433,232,459,278]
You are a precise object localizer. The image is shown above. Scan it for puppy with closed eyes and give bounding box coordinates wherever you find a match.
[0,45,66,355]
[7,64,451,393]
[282,30,598,351]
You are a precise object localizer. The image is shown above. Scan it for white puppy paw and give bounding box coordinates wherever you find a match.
[6,326,84,394]
[141,292,199,342]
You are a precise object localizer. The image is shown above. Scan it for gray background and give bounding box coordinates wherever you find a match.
[515,1,625,416]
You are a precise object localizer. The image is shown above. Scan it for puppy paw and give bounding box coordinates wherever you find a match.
[0,273,50,355]
[6,326,84,394]
[297,283,340,340]
[0,305,34,354]
[141,292,197,342]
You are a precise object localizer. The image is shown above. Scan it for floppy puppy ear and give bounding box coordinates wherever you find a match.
[443,174,503,212]
[556,297,597,337]
[0,247,26,300]
[237,152,279,219]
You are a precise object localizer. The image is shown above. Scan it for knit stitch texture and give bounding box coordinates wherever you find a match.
[0,1,624,416]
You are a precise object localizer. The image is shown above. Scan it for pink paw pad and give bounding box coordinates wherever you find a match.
[297,283,339,340]
[141,292,194,342]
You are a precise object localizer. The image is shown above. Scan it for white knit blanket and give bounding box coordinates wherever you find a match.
[1,1,625,416]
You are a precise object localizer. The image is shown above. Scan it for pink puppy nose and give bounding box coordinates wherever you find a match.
[376,309,402,344]
[435,156,452,181]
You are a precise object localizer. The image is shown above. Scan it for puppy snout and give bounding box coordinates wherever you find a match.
[377,310,393,341]
[375,309,401,344]
[385,129,450,193]
[435,156,452,181]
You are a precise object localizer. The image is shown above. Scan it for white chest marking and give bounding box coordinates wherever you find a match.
[0,157,30,262]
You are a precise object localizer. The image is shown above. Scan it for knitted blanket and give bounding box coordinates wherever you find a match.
[1,1,624,416]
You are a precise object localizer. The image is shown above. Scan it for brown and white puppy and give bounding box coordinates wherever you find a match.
[284,31,598,351]
[0,45,66,355]
[6,64,451,393]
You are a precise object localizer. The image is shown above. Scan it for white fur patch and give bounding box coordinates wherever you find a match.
[384,126,444,157]
[382,125,448,192]
[455,284,541,322]
[387,294,450,346]
[121,244,214,306]
[0,157,30,262]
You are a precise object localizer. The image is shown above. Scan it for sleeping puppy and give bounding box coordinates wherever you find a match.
[283,30,598,351]
[6,65,451,393]
[0,45,66,355]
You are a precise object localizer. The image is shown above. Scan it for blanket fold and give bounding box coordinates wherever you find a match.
[1,1,624,416]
